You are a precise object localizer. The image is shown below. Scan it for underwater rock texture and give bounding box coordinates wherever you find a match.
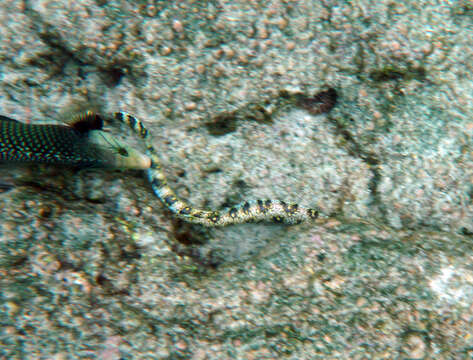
[1,0,472,358]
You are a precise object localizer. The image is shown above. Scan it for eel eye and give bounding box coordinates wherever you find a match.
[117,147,129,157]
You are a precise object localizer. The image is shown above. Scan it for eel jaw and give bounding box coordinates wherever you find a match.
[115,147,151,170]
[87,130,151,170]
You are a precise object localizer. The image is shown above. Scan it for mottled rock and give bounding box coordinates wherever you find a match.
[1,0,472,358]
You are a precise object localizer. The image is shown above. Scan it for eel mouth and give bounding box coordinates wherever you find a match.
[108,144,152,170]
[86,130,151,170]
[129,150,151,170]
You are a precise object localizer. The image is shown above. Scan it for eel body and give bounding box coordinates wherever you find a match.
[115,111,323,226]
[1,108,325,227]
[0,113,150,170]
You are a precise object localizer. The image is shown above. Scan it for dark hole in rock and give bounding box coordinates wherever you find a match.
[205,114,238,136]
[103,67,125,87]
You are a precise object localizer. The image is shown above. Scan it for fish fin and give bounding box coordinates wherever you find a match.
[0,114,21,123]
[0,180,15,194]
[69,111,104,133]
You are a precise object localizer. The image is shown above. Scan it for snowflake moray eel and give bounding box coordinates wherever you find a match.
[114,111,322,226]
[0,109,325,227]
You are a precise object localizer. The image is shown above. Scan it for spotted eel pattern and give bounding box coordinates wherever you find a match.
[114,111,322,226]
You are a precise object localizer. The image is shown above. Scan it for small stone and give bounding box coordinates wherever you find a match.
[213,49,224,59]
[277,17,288,30]
[224,47,235,59]
[238,54,248,64]
[195,64,206,74]
[161,46,172,55]
[185,102,197,111]
[286,41,296,50]
[146,5,157,17]
[172,19,184,33]
[402,333,427,359]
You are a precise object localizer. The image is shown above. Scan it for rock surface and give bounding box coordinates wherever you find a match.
[1,0,472,358]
